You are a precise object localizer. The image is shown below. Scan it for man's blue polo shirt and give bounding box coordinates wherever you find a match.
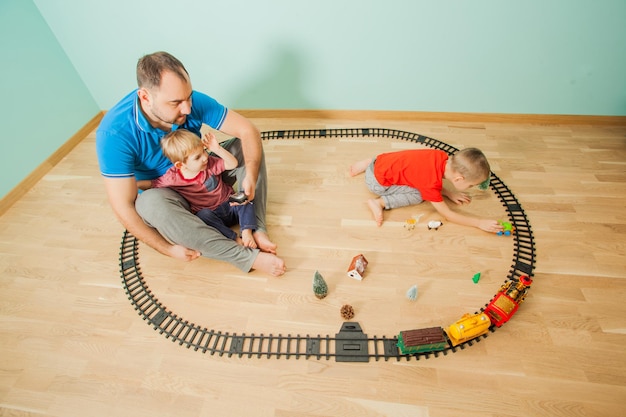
[96,89,227,181]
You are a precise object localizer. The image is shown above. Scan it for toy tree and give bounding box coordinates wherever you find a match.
[406,284,418,301]
[313,270,328,299]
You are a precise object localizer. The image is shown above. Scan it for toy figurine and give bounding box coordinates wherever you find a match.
[347,254,368,281]
[428,220,443,230]
[404,214,423,230]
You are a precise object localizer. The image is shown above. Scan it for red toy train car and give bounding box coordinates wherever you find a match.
[484,275,533,327]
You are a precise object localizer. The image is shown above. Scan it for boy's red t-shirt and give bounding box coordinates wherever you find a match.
[373,149,448,202]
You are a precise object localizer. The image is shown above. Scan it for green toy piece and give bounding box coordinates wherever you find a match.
[477,176,490,191]
[313,270,328,299]
[472,272,481,284]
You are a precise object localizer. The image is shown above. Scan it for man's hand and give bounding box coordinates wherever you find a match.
[241,174,256,202]
[168,244,201,261]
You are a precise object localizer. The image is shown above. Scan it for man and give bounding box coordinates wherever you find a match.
[96,51,286,276]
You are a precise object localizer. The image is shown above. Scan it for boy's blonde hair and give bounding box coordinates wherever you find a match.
[449,148,491,183]
[160,129,203,164]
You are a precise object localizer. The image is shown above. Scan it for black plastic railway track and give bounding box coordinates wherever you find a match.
[119,128,536,362]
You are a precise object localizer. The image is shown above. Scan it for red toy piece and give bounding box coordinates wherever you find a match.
[484,275,533,327]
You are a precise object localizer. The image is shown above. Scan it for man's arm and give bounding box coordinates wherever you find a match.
[217,110,262,200]
[430,200,502,233]
[103,176,201,261]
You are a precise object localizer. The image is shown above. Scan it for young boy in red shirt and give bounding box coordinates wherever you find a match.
[349,147,502,233]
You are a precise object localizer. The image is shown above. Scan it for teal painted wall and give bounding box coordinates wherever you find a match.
[1,1,625,202]
[0,0,99,201]
[35,0,626,116]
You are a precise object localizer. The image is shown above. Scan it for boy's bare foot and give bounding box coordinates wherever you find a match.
[252,252,286,277]
[253,230,277,254]
[367,198,385,226]
[349,158,372,177]
[241,229,258,249]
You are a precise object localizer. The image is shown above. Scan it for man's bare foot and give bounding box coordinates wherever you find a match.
[252,252,286,277]
[367,198,385,226]
[253,230,277,254]
[349,158,372,177]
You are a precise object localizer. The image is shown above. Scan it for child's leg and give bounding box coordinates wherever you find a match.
[196,206,238,241]
[367,198,385,227]
[235,203,259,249]
[381,186,423,209]
[362,159,388,225]
[349,157,373,177]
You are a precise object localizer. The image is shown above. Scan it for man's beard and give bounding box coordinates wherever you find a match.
[151,106,186,126]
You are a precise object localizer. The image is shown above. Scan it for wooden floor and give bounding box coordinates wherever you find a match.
[1,115,625,417]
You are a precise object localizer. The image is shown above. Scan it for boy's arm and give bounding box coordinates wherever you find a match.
[430,200,502,233]
[441,187,471,205]
[203,132,238,170]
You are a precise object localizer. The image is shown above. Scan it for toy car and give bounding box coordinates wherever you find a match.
[497,220,515,236]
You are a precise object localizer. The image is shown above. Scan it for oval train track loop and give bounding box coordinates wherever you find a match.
[120,128,536,361]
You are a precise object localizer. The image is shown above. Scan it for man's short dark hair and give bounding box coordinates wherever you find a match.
[136,51,189,89]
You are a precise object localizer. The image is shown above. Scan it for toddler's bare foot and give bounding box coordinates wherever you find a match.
[349,158,372,177]
[241,229,258,249]
[367,198,385,226]
[252,252,286,277]
[253,230,277,254]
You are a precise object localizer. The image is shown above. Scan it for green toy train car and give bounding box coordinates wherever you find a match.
[397,326,448,354]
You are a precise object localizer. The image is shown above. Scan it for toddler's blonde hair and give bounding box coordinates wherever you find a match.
[160,129,203,164]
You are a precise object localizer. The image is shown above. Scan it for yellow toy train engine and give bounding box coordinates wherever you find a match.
[484,275,533,327]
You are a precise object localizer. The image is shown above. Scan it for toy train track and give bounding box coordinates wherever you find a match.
[119,128,536,361]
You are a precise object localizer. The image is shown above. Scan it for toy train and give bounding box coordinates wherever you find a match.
[397,275,533,354]
[397,327,447,354]
[484,275,533,327]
